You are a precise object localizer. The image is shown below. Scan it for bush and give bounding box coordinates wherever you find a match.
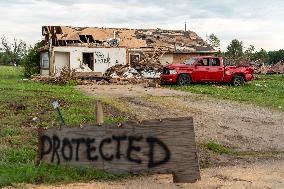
[21,42,43,77]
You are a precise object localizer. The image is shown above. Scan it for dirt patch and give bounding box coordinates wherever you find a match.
[7,102,26,111]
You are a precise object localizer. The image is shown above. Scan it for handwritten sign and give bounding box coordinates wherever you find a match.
[38,117,200,183]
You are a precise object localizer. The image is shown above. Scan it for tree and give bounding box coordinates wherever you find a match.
[207,33,220,50]
[252,48,268,64]
[267,49,284,65]
[226,39,244,59]
[244,45,255,60]
[224,39,244,65]
[21,42,43,77]
[0,36,27,65]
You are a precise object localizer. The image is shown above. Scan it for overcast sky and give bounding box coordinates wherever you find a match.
[1,0,283,51]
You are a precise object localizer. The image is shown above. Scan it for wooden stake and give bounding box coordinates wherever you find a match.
[95,100,104,125]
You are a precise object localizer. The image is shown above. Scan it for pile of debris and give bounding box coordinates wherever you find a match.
[104,49,164,84]
[253,61,284,74]
[105,65,141,80]
[270,61,284,74]
[224,57,284,74]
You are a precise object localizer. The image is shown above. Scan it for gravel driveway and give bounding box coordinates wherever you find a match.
[80,84,284,152]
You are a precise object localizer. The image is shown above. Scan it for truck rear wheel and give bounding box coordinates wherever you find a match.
[232,75,245,86]
[177,74,191,86]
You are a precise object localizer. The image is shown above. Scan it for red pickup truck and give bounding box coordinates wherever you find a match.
[160,56,254,86]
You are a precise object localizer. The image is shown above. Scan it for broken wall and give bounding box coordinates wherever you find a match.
[48,47,127,76]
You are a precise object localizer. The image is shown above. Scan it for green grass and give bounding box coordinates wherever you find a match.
[170,74,284,111]
[0,66,125,187]
[204,141,232,154]
[203,141,283,159]
[0,163,125,188]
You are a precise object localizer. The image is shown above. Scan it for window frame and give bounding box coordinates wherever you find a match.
[41,52,50,70]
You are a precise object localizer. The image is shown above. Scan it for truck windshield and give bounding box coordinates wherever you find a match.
[184,57,197,65]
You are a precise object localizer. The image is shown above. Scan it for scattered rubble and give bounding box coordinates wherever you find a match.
[254,61,284,74]
[224,58,284,74]
[74,63,92,72]
[97,79,109,85]
[270,61,284,74]
[104,49,164,85]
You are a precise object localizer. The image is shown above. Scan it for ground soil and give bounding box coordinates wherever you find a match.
[20,160,284,189]
[22,84,284,189]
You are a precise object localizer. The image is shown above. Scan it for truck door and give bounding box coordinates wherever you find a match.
[207,58,224,82]
[192,58,210,82]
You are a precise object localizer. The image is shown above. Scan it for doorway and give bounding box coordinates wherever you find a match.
[54,52,70,76]
[83,53,94,71]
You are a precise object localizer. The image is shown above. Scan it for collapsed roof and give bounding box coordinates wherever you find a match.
[42,26,215,53]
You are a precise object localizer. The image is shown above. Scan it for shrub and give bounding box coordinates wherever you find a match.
[21,42,43,77]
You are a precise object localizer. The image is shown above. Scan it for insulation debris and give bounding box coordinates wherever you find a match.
[74,63,92,72]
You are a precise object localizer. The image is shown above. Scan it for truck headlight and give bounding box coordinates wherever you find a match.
[169,70,177,74]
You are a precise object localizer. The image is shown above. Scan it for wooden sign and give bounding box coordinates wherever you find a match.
[38,117,200,183]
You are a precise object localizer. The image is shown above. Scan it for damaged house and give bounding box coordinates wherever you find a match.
[40,26,215,76]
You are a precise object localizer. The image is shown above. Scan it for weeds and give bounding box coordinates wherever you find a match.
[205,141,232,154]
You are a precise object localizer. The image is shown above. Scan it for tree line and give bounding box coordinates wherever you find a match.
[207,33,284,65]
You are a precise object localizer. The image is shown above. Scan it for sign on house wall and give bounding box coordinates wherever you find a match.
[39,117,200,183]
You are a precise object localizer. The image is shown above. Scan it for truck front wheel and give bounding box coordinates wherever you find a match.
[177,74,191,86]
[232,75,245,86]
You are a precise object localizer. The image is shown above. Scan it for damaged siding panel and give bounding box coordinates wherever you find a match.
[52,47,127,74]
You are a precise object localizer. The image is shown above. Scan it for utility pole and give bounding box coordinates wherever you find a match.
[185,21,187,32]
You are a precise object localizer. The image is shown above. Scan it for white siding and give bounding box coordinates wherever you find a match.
[52,47,126,74]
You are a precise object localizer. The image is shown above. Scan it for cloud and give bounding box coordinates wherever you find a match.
[0,0,283,51]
